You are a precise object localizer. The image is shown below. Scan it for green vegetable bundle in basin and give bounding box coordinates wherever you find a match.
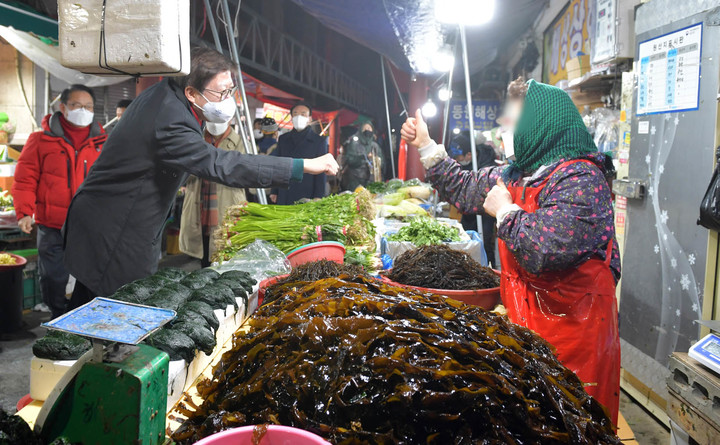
[387,216,460,246]
[214,190,376,262]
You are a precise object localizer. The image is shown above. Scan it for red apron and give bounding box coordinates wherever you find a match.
[498,160,620,425]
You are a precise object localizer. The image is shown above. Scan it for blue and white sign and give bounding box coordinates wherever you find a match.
[637,23,702,115]
[448,100,501,132]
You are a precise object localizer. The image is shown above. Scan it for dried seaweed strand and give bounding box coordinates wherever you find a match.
[388,244,500,290]
[172,276,620,445]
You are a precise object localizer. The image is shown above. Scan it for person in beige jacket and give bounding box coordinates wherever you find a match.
[179,121,247,266]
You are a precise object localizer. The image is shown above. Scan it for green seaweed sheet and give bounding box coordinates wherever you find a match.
[145,328,196,362]
[32,330,91,360]
[189,283,237,310]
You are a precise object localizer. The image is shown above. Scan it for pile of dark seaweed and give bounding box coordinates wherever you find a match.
[263,259,369,305]
[172,267,619,444]
[387,244,500,290]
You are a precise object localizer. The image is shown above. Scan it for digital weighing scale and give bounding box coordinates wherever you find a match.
[689,333,720,375]
[35,298,175,445]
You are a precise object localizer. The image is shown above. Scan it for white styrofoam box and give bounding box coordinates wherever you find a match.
[58,0,190,76]
[30,357,77,401]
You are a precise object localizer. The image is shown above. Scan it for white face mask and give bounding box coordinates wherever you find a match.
[206,121,229,136]
[253,129,264,139]
[502,131,515,161]
[292,115,309,131]
[196,94,236,123]
[65,107,94,127]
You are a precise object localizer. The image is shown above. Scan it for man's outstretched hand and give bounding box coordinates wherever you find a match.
[401,109,432,149]
[304,153,339,176]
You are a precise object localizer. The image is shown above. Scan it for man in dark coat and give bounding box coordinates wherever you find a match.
[63,48,337,301]
[270,102,327,204]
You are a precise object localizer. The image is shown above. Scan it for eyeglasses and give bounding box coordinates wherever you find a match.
[203,86,238,101]
[66,102,94,111]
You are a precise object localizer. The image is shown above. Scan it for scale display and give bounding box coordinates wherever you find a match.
[43,297,176,345]
[637,23,702,115]
[689,333,720,375]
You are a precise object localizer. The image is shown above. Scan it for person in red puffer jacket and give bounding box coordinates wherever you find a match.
[12,84,106,318]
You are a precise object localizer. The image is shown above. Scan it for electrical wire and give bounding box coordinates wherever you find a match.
[15,50,38,130]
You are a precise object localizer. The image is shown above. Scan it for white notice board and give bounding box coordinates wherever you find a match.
[637,23,702,116]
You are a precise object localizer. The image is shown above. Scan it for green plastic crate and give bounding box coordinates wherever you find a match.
[10,249,41,309]
[22,266,41,309]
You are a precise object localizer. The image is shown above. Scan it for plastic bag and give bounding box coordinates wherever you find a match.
[698,146,720,231]
[211,240,291,280]
[0,209,17,229]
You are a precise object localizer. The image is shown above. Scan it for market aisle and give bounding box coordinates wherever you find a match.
[0,310,48,414]
[619,392,669,444]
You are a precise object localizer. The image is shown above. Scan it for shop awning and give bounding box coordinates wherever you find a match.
[243,71,303,109]
[0,25,132,87]
[290,0,548,74]
[0,1,57,39]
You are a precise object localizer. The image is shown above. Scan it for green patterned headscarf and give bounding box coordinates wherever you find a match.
[507,79,597,177]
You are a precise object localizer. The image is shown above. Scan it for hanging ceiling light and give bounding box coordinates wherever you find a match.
[431,45,455,72]
[422,100,438,118]
[435,0,496,26]
[438,87,451,101]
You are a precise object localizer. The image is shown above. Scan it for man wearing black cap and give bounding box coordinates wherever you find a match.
[270,102,328,204]
[257,116,279,155]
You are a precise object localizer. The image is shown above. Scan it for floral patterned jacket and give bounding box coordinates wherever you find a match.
[426,153,621,281]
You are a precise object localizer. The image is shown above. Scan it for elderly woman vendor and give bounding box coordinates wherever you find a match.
[401,78,620,424]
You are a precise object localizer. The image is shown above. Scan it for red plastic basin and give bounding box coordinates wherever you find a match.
[0,253,27,269]
[16,394,33,411]
[257,274,289,305]
[286,241,346,268]
[193,425,330,445]
[379,274,501,310]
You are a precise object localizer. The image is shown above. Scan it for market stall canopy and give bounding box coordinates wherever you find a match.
[0,25,131,87]
[290,0,548,75]
[243,71,303,109]
[0,1,57,39]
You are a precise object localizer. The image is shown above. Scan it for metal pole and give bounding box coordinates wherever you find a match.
[219,0,267,204]
[203,0,223,52]
[441,35,458,147]
[459,24,483,243]
[385,58,408,116]
[380,55,396,178]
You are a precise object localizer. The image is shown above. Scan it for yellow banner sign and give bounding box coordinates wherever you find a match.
[543,0,594,85]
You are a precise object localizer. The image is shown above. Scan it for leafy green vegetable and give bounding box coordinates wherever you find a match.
[344,247,374,270]
[387,217,461,246]
[0,190,12,211]
[214,190,376,261]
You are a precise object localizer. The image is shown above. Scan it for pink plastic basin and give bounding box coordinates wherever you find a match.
[193,425,330,445]
[379,273,501,310]
[286,241,345,268]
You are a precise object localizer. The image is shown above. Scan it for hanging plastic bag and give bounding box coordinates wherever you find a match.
[698,146,720,231]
